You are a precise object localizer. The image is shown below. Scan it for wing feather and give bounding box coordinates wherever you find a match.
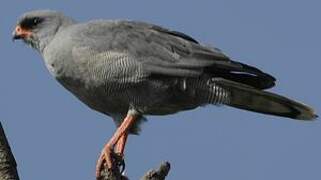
[75,20,276,89]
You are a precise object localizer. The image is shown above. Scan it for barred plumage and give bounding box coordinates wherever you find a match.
[208,83,230,105]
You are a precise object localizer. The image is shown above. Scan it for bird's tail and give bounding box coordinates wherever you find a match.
[214,78,318,120]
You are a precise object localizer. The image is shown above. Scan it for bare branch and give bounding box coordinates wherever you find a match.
[0,122,20,180]
[141,162,170,180]
[98,157,170,180]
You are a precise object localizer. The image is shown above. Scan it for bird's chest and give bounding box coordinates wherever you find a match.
[56,72,133,115]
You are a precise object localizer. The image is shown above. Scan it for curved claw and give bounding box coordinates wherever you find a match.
[118,157,126,174]
[96,150,126,178]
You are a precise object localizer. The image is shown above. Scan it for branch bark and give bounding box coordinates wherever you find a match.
[98,160,170,180]
[0,122,20,180]
[140,162,170,180]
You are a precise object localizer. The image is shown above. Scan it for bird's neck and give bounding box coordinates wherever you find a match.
[38,17,76,54]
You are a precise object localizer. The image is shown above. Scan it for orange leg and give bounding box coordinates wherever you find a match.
[96,114,136,178]
[115,132,128,156]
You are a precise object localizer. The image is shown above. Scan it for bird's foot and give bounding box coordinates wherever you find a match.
[96,146,125,179]
[95,115,133,179]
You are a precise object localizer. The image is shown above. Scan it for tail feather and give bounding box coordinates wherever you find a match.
[214,78,318,120]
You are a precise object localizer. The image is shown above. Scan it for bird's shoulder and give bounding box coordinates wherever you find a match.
[51,19,227,60]
[70,19,199,43]
[61,20,213,58]
[51,19,234,79]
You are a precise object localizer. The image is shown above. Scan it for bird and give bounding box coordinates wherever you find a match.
[13,10,317,178]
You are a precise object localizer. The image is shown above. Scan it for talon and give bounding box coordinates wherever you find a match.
[96,146,113,178]
[118,157,126,174]
[95,114,136,178]
[112,152,125,173]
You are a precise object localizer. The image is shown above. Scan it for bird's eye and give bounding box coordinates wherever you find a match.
[20,17,44,29]
[32,17,42,26]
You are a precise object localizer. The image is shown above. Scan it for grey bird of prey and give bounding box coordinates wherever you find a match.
[13,10,317,178]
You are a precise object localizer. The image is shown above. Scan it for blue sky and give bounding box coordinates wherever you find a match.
[1,0,320,179]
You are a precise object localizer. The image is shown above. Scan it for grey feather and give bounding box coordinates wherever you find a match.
[14,10,317,134]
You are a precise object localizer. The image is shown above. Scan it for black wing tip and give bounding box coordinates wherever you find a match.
[229,60,277,89]
[261,74,276,89]
[265,73,276,82]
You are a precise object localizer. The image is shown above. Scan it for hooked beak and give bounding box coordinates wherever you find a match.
[12,25,32,41]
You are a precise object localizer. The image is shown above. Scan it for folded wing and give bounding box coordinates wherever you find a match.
[78,20,276,89]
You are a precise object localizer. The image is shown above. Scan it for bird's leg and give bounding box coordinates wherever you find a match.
[115,132,128,156]
[115,132,128,173]
[96,113,136,178]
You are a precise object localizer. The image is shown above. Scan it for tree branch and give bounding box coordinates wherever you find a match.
[0,122,20,180]
[98,159,171,180]
[140,162,170,180]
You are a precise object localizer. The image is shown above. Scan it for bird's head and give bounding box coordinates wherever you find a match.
[13,10,75,52]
